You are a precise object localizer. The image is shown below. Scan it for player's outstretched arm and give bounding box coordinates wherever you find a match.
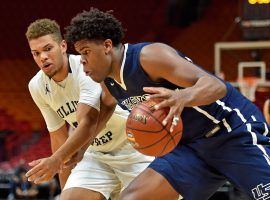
[141,43,227,131]
[27,83,73,188]
[26,125,72,188]
[26,104,99,185]
[49,125,71,189]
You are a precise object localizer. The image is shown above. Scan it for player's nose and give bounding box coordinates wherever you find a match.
[40,52,49,62]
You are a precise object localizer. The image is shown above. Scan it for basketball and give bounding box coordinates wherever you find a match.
[126,100,183,157]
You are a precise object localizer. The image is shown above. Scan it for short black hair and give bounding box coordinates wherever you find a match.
[65,8,124,46]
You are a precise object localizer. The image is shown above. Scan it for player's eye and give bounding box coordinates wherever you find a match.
[32,52,39,57]
[45,46,52,51]
[82,50,90,56]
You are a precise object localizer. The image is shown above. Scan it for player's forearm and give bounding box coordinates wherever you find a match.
[180,75,227,107]
[96,102,116,133]
[58,167,72,189]
[51,120,97,165]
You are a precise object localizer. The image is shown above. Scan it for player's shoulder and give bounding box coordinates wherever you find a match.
[68,54,81,63]
[141,42,175,55]
[28,70,46,90]
[68,54,82,73]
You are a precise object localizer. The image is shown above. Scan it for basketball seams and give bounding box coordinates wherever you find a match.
[127,104,179,143]
[126,100,183,157]
[134,130,181,149]
[135,132,182,156]
[128,104,170,133]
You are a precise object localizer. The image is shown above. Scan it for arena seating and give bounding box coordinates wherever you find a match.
[0,1,269,200]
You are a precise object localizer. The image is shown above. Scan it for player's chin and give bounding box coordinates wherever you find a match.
[45,71,56,79]
[89,75,104,83]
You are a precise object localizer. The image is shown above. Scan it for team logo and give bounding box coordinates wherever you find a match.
[129,113,148,124]
[126,132,139,148]
[45,84,50,94]
[121,94,150,110]
[252,183,270,199]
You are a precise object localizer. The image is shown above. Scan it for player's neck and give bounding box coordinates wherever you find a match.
[111,44,124,83]
[52,54,69,82]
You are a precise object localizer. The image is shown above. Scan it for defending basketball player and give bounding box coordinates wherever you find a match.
[64,8,270,200]
[24,19,153,200]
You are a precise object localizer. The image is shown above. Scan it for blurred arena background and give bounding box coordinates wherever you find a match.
[0,0,269,199]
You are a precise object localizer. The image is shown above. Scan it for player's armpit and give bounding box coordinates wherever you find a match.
[100,82,117,107]
[96,82,117,133]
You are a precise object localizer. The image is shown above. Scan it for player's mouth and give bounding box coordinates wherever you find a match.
[42,63,53,72]
[84,70,92,76]
[43,63,52,68]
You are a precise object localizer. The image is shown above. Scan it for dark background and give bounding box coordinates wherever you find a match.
[1,0,256,130]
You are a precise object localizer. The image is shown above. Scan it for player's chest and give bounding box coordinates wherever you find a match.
[43,81,80,110]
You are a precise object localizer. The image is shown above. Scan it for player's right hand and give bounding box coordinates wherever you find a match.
[143,86,185,132]
[63,149,84,168]
[26,156,62,184]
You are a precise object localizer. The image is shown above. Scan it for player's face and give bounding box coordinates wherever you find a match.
[28,35,67,79]
[74,39,112,83]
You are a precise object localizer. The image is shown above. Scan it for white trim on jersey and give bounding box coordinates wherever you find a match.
[222,118,232,132]
[263,123,269,136]
[113,44,128,91]
[233,108,247,123]
[194,98,270,166]
[251,115,257,121]
[251,116,270,136]
[120,44,128,90]
[246,123,270,165]
[193,106,220,124]
[216,100,232,112]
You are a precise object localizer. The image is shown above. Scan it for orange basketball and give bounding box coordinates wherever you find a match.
[126,100,183,157]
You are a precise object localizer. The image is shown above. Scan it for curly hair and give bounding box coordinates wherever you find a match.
[65,8,124,46]
[26,18,62,42]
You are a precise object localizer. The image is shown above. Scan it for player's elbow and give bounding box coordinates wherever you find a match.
[214,80,227,100]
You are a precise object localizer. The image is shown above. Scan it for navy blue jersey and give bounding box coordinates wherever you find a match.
[105,43,270,199]
[104,43,260,142]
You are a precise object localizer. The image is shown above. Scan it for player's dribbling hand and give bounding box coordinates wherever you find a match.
[143,87,184,132]
[25,156,62,184]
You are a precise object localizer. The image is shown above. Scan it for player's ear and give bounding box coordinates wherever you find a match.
[60,40,68,53]
[104,39,113,54]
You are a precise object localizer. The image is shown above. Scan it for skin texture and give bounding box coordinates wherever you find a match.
[29,35,69,82]
[74,39,227,200]
[263,99,270,124]
[26,34,108,200]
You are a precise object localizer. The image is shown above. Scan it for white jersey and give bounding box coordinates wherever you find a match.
[29,54,128,152]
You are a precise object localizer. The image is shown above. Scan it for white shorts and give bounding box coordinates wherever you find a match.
[63,141,154,200]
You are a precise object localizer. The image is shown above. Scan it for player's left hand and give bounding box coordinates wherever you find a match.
[143,87,184,132]
[25,156,62,184]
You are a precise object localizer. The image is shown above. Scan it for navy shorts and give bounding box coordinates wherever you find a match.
[149,112,270,200]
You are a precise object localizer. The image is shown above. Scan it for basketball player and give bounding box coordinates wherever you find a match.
[25,19,153,200]
[64,8,270,200]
